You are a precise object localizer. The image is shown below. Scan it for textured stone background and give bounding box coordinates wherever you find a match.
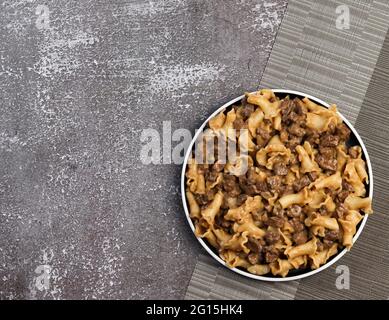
[0,0,287,299]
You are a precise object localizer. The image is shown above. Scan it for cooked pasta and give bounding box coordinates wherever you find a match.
[185,89,372,277]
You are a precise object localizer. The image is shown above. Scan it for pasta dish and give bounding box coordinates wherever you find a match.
[185,89,372,277]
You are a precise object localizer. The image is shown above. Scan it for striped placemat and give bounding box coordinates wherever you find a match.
[185,0,389,300]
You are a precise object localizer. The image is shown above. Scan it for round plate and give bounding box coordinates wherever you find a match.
[181,89,374,281]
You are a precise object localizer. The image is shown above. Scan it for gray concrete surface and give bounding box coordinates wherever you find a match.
[0,0,287,299]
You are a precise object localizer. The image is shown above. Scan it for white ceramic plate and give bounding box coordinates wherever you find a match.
[181,89,373,281]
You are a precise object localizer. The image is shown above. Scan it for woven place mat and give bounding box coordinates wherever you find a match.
[185,0,389,300]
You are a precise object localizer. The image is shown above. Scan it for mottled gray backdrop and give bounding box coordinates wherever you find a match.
[0,0,287,299]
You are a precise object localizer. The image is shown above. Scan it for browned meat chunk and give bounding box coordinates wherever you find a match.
[323,231,340,247]
[272,204,285,217]
[307,171,319,182]
[240,184,259,196]
[256,127,271,142]
[246,236,263,253]
[273,162,288,176]
[241,102,255,119]
[239,173,261,196]
[233,118,245,130]
[205,170,218,182]
[319,146,336,159]
[265,231,280,245]
[251,209,263,221]
[316,154,337,171]
[288,111,300,122]
[321,134,340,147]
[293,230,308,245]
[294,99,307,115]
[223,174,241,197]
[316,240,325,252]
[288,123,306,137]
[266,216,285,228]
[246,167,256,184]
[324,230,339,242]
[194,194,209,206]
[267,175,282,191]
[215,214,231,228]
[322,234,338,247]
[279,184,294,197]
[255,180,268,193]
[228,187,241,198]
[286,135,302,150]
[223,174,237,188]
[289,217,305,232]
[236,194,248,206]
[334,203,348,219]
[238,174,248,185]
[337,190,350,203]
[304,129,321,146]
[336,123,351,141]
[342,180,354,192]
[280,99,295,123]
[264,248,279,263]
[293,175,311,192]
